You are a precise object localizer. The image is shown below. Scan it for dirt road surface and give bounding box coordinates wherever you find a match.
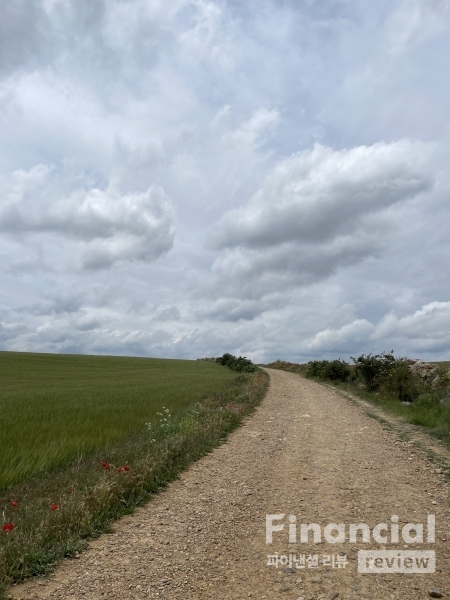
[11,369,450,600]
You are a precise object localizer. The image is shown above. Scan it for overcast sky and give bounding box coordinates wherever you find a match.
[1,0,450,363]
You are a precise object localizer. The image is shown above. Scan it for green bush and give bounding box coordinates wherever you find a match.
[306,359,350,382]
[305,360,329,378]
[325,359,351,382]
[351,351,397,392]
[384,360,424,403]
[216,353,258,373]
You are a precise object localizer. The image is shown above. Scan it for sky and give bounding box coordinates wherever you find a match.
[1,0,450,363]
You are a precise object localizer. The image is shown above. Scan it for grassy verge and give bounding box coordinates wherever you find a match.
[0,351,236,489]
[331,380,450,444]
[0,368,269,597]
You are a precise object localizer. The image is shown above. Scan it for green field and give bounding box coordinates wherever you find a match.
[0,351,235,489]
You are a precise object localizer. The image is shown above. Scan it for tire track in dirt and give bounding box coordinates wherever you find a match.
[10,369,450,600]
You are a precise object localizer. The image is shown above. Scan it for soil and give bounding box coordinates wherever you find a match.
[9,369,450,599]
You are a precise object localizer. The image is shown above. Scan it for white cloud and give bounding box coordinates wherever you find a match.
[385,0,450,55]
[209,140,435,298]
[304,319,375,352]
[0,164,174,269]
[374,301,450,341]
[226,108,280,150]
[295,302,450,359]
[214,140,433,249]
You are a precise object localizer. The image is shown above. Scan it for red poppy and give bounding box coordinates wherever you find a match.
[70,488,76,494]
[51,503,59,511]
[123,465,130,472]
[102,461,111,470]
[117,467,124,472]
[2,523,15,532]
[10,501,18,508]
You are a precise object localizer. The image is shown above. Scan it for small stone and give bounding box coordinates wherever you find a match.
[312,577,323,584]
[429,590,443,598]
[330,593,339,600]
[296,597,305,600]
[280,583,291,592]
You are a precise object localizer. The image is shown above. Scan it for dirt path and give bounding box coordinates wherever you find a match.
[11,369,450,600]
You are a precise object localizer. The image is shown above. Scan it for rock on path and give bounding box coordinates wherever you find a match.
[11,369,450,599]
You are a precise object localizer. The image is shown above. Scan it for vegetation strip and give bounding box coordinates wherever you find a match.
[0,365,268,597]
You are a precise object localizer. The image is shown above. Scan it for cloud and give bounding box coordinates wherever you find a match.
[0,165,174,269]
[152,306,181,322]
[303,319,375,352]
[374,301,450,342]
[211,231,382,298]
[196,295,285,322]
[0,2,51,76]
[214,140,433,249]
[385,0,450,55]
[209,140,435,298]
[17,294,83,316]
[296,302,450,359]
[226,108,280,151]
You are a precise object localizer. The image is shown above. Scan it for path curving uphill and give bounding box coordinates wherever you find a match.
[11,369,450,599]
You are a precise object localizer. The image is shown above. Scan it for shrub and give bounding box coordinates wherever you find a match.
[324,359,351,382]
[216,353,258,373]
[306,360,329,378]
[351,351,397,392]
[306,359,350,382]
[384,360,424,402]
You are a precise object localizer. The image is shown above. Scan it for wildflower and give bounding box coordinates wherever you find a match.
[123,465,130,472]
[10,501,18,508]
[2,523,14,532]
[102,461,111,470]
[70,488,76,494]
[51,503,59,511]
[117,467,124,472]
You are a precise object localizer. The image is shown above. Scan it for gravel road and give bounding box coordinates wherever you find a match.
[11,369,450,600]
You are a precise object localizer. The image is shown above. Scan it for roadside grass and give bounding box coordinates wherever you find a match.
[0,359,269,597]
[0,351,236,490]
[329,381,450,442]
